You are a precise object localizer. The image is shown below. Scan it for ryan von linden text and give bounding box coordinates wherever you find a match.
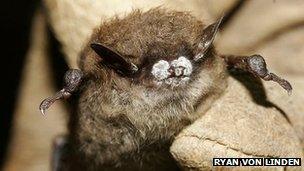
[213,158,301,166]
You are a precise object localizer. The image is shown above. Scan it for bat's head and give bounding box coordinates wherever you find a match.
[81,9,223,92]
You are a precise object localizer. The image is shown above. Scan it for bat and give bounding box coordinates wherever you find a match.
[39,8,292,171]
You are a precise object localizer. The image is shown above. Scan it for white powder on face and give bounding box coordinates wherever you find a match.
[151,56,193,87]
[171,56,193,76]
[151,60,170,80]
[164,77,173,85]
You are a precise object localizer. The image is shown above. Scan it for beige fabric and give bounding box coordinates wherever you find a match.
[170,77,304,170]
[265,76,304,148]
[217,0,304,55]
[4,0,304,170]
[3,11,67,171]
[171,0,304,170]
[257,27,304,76]
[43,0,237,68]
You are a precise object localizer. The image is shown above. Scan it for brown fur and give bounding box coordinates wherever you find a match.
[69,8,227,170]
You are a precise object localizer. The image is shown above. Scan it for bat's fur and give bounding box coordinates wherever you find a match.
[68,8,227,170]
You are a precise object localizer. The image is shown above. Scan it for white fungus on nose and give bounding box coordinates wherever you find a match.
[171,56,193,76]
[151,60,170,80]
[151,56,194,87]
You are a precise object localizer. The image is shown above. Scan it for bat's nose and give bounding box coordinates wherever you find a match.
[168,67,175,76]
[167,66,186,78]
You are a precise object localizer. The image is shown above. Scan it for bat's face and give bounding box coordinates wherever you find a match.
[132,40,206,90]
[81,9,221,91]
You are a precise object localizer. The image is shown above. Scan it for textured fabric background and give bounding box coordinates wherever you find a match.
[3,1,304,170]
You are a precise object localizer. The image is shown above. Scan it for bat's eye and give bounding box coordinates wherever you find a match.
[151,56,193,87]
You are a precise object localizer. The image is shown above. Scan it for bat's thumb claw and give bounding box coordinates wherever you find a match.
[38,89,68,116]
[39,98,54,116]
[280,79,292,96]
[40,108,46,116]
[39,96,58,116]
[287,90,292,96]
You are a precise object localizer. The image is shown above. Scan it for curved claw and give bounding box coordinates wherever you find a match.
[39,90,69,116]
[39,69,84,116]
[40,98,52,116]
[263,73,292,95]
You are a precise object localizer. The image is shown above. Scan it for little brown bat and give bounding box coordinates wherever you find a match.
[40,8,292,171]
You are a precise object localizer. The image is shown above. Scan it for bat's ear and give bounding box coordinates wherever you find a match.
[194,17,223,61]
[90,43,138,76]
